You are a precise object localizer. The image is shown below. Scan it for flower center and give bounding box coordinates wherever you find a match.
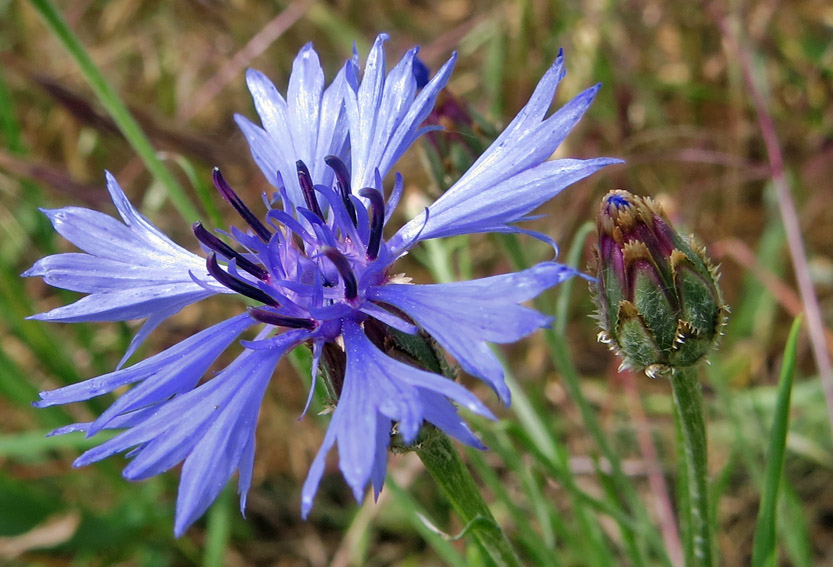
[195,158,393,331]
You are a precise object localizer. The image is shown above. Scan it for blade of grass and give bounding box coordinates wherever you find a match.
[385,477,469,567]
[0,430,117,459]
[203,484,233,567]
[164,154,224,228]
[464,441,560,566]
[0,269,81,384]
[28,0,201,222]
[751,316,801,567]
[497,366,619,565]
[708,356,812,567]
[502,227,668,566]
[716,9,833,431]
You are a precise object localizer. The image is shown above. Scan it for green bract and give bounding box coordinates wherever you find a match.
[591,190,729,378]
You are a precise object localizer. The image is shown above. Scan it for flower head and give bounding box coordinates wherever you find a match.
[591,190,729,378]
[27,36,619,535]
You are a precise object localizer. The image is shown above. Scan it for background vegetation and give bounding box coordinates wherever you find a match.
[0,0,831,565]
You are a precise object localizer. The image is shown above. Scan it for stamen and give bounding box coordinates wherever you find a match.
[249,307,315,329]
[206,253,278,306]
[296,161,325,220]
[359,188,384,260]
[322,247,358,300]
[325,155,358,227]
[193,222,268,281]
[212,168,272,243]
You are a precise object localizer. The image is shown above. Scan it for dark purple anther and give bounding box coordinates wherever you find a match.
[206,253,278,306]
[325,155,358,227]
[296,161,325,220]
[322,247,358,300]
[249,307,315,329]
[212,168,272,243]
[359,188,384,260]
[412,56,430,89]
[193,222,268,281]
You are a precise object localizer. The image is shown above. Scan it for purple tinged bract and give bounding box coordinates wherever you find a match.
[25,34,620,536]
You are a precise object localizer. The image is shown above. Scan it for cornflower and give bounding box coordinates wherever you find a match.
[25,35,620,535]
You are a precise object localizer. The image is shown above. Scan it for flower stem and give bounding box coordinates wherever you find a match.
[416,434,524,567]
[670,366,714,567]
[386,328,523,566]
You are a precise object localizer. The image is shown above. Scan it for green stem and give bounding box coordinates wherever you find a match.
[417,434,524,567]
[387,312,522,566]
[28,0,201,222]
[670,366,713,567]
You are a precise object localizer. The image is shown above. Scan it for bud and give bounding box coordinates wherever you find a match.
[591,190,729,378]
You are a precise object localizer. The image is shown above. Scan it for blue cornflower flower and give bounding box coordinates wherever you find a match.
[26,35,620,536]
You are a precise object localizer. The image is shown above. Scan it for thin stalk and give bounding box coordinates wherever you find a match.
[28,0,201,222]
[417,434,524,567]
[389,326,524,567]
[670,366,713,567]
[203,485,233,567]
[715,11,833,429]
[752,316,802,567]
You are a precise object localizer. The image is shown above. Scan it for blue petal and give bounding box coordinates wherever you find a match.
[349,34,389,189]
[390,53,622,250]
[67,330,307,536]
[377,53,456,185]
[300,414,338,519]
[287,43,325,167]
[27,284,215,323]
[240,46,351,210]
[347,36,456,190]
[395,156,622,245]
[103,172,197,257]
[173,346,280,536]
[234,113,285,190]
[25,173,222,330]
[300,320,494,516]
[371,417,390,498]
[24,253,197,293]
[35,313,254,409]
[368,263,574,402]
[419,390,486,450]
[236,433,257,516]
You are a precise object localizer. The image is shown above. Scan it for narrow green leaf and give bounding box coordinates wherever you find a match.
[751,316,802,567]
[203,484,233,567]
[28,0,201,222]
[417,434,524,567]
[555,222,595,336]
[386,477,469,567]
[0,430,117,459]
[167,154,224,228]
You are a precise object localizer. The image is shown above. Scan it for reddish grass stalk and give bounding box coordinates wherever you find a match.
[713,238,833,354]
[715,12,833,427]
[179,0,311,122]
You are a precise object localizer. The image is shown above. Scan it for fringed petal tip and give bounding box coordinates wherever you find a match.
[31,396,51,409]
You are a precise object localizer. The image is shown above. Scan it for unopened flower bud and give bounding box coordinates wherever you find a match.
[591,190,729,378]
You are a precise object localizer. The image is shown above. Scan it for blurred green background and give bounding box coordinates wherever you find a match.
[1,0,832,565]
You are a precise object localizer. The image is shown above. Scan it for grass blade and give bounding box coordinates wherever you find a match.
[203,485,233,567]
[751,315,802,567]
[0,430,116,459]
[28,0,201,222]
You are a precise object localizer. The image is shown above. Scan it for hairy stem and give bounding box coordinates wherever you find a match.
[671,367,714,567]
[417,434,523,567]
